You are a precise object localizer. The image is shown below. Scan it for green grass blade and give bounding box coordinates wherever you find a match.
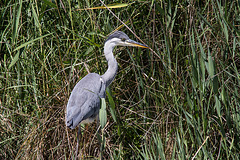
[8,50,20,69]
[106,90,117,122]
[99,98,107,129]
[41,0,57,8]
[13,33,53,52]
[12,0,22,43]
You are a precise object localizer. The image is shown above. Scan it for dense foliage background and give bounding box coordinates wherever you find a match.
[1,0,240,159]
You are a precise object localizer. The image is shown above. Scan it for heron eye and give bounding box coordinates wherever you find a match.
[121,38,126,42]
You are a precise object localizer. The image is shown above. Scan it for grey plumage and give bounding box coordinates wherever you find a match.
[66,31,148,130]
[105,31,129,43]
[66,73,106,129]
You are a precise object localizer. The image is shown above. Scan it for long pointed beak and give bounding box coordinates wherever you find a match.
[126,39,148,48]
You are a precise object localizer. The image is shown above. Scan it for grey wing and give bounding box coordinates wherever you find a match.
[66,73,106,129]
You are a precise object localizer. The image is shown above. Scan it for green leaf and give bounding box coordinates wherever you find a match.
[8,51,20,69]
[12,0,22,42]
[32,4,40,28]
[208,50,219,95]
[208,53,214,78]
[106,90,117,122]
[215,96,221,118]
[197,11,215,32]
[99,98,107,129]
[41,0,57,8]
[13,33,53,52]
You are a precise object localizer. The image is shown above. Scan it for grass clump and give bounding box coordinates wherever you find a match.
[0,0,239,159]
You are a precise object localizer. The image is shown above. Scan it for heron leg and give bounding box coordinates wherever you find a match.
[75,126,81,160]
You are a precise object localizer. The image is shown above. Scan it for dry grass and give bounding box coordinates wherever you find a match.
[0,0,240,159]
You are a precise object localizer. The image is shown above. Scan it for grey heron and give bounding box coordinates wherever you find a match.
[66,31,148,158]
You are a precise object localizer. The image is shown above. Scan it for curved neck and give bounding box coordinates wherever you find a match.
[101,42,118,87]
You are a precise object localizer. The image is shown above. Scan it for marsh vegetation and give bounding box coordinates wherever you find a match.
[1,0,240,159]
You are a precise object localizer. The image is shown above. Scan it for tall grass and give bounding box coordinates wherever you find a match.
[1,0,239,159]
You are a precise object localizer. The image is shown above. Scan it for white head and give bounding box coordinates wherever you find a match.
[104,31,148,54]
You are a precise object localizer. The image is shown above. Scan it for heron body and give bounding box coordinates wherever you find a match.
[66,73,106,129]
[66,31,148,130]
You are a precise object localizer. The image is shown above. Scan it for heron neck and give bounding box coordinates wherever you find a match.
[101,43,118,87]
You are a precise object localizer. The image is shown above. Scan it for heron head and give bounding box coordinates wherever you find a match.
[105,31,148,48]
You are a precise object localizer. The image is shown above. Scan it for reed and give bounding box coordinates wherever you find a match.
[0,0,239,159]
